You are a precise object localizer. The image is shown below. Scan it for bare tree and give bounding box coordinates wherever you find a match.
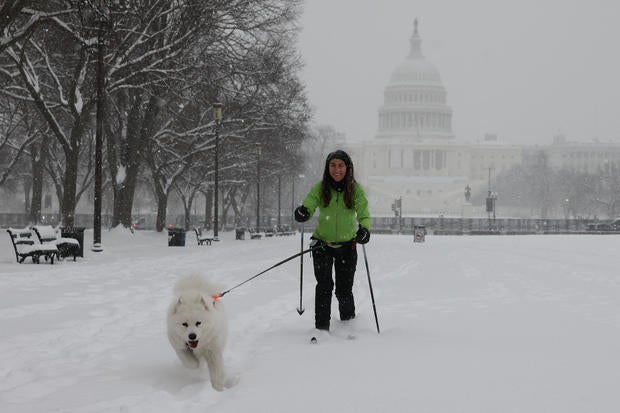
[0,1,104,225]
[0,0,74,54]
[1,0,313,231]
[138,0,309,231]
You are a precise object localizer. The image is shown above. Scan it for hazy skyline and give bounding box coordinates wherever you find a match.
[298,0,620,145]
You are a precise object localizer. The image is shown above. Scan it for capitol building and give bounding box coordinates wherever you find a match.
[348,20,620,218]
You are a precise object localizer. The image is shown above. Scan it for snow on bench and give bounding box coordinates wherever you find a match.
[32,225,80,261]
[193,228,213,245]
[6,228,58,264]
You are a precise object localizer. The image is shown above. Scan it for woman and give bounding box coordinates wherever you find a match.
[294,150,371,332]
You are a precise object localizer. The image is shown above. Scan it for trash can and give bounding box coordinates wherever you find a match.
[168,227,186,246]
[413,225,426,243]
[235,228,245,240]
[61,226,85,257]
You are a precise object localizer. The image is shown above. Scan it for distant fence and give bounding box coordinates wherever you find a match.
[371,216,608,235]
[0,213,293,231]
[0,212,615,235]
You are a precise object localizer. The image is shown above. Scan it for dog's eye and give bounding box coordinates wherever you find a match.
[182,322,188,327]
[195,321,201,327]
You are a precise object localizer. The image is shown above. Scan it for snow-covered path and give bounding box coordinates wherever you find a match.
[1,229,619,412]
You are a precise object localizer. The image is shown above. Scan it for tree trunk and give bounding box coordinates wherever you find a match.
[30,134,50,225]
[155,193,168,232]
[203,189,213,230]
[22,177,31,215]
[60,145,79,227]
[110,91,146,228]
[116,174,139,227]
[29,145,44,224]
[183,200,192,231]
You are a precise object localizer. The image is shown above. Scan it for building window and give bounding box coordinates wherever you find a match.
[403,149,413,169]
[435,151,444,170]
[390,149,402,169]
[423,151,430,170]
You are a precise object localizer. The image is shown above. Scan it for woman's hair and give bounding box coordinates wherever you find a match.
[320,150,355,208]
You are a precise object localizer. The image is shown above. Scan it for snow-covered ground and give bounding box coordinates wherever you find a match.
[1,228,620,412]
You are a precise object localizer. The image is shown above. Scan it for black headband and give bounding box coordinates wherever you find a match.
[326,150,352,167]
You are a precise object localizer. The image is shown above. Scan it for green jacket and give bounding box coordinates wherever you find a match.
[302,181,371,243]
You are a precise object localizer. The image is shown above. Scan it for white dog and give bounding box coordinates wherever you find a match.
[167,275,229,391]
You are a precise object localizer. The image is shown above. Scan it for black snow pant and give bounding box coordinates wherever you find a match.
[312,241,357,330]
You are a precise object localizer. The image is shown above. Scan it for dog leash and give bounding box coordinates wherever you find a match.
[212,248,315,301]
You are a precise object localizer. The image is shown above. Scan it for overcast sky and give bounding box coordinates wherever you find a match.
[298,0,620,145]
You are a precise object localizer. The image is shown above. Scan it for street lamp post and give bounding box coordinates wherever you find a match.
[256,143,262,232]
[277,175,281,230]
[399,196,403,234]
[92,3,107,253]
[212,103,222,240]
[485,167,497,231]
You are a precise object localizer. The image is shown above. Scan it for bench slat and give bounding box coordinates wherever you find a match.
[7,228,58,264]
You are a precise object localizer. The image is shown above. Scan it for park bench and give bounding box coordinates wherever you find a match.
[193,228,213,245]
[274,225,296,236]
[248,228,262,240]
[275,231,296,236]
[32,225,81,260]
[6,228,58,264]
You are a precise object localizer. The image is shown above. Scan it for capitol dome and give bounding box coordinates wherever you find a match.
[388,19,442,85]
[376,19,453,141]
[389,59,442,85]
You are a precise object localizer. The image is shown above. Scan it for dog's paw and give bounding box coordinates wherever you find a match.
[211,380,225,391]
[224,374,240,389]
[209,371,236,391]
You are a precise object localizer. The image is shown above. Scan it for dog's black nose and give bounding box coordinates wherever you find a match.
[188,333,197,340]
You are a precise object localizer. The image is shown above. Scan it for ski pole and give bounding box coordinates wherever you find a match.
[362,244,380,334]
[213,247,314,301]
[297,225,305,315]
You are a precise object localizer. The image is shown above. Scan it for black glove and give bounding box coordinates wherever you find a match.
[356,226,370,244]
[309,237,324,251]
[294,205,310,222]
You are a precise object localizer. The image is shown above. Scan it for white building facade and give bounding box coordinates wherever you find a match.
[348,20,620,218]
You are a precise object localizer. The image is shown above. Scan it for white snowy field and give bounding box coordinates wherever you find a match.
[1,228,620,413]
